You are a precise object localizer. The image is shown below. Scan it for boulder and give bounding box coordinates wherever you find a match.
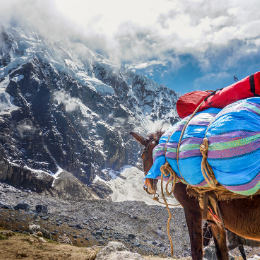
[75,223,85,229]
[38,237,47,243]
[90,180,113,199]
[14,202,30,211]
[35,204,48,214]
[95,241,145,260]
[0,202,14,210]
[57,234,73,245]
[28,224,52,239]
[29,224,41,234]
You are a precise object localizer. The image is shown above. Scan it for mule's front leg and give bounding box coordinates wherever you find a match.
[184,207,203,260]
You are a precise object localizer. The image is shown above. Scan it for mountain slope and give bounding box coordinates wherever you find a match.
[0,23,179,196]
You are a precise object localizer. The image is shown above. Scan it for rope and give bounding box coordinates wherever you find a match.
[174,90,220,189]
[176,98,207,181]
[160,162,179,195]
[152,162,181,257]
[152,90,222,256]
[152,194,180,207]
[199,138,217,188]
[160,166,173,256]
[153,92,216,257]
[162,89,219,187]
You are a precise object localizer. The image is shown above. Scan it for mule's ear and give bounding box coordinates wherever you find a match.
[129,132,148,146]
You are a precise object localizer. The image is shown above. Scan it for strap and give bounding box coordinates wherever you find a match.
[216,200,225,229]
[249,74,260,97]
[208,193,226,229]
[203,192,209,219]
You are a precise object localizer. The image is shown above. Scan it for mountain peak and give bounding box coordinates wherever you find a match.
[0,22,179,198]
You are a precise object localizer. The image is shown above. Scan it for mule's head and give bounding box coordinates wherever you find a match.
[130,131,163,194]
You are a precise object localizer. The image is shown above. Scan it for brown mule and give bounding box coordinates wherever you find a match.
[130,131,260,260]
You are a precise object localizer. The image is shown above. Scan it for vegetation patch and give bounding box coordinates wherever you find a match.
[0,234,8,240]
[46,239,59,244]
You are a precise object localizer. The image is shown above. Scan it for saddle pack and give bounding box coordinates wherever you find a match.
[177,71,260,118]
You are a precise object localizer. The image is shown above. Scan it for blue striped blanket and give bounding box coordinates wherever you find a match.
[146,97,260,196]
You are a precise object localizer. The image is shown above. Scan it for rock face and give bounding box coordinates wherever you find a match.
[0,23,179,196]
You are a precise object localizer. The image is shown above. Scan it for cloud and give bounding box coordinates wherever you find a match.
[16,119,36,138]
[73,0,260,70]
[1,0,260,73]
[53,90,79,112]
[127,60,167,70]
[0,0,85,48]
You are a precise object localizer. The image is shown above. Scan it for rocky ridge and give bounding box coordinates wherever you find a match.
[0,22,179,196]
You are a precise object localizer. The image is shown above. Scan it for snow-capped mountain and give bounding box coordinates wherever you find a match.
[0,22,179,197]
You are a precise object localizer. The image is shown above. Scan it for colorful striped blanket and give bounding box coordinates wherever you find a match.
[146,97,260,196]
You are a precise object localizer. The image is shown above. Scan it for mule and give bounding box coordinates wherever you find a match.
[130,131,260,260]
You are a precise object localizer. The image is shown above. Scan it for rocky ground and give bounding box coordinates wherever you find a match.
[0,183,190,258]
[1,183,260,260]
[0,229,184,260]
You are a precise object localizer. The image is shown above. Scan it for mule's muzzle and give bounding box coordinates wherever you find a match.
[143,184,157,194]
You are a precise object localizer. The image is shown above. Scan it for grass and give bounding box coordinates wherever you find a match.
[0,234,8,240]
[46,238,59,244]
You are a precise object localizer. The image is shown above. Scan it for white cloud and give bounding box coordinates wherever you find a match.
[53,90,79,112]
[16,119,36,138]
[127,60,167,70]
[1,0,260,70]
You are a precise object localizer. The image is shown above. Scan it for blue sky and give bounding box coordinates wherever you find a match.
[52,0,260,94]
[1,0,260,94]
[129,50,260,94]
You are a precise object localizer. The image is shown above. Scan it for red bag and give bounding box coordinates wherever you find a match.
[176,91,210,118]
[177,72,260,118]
